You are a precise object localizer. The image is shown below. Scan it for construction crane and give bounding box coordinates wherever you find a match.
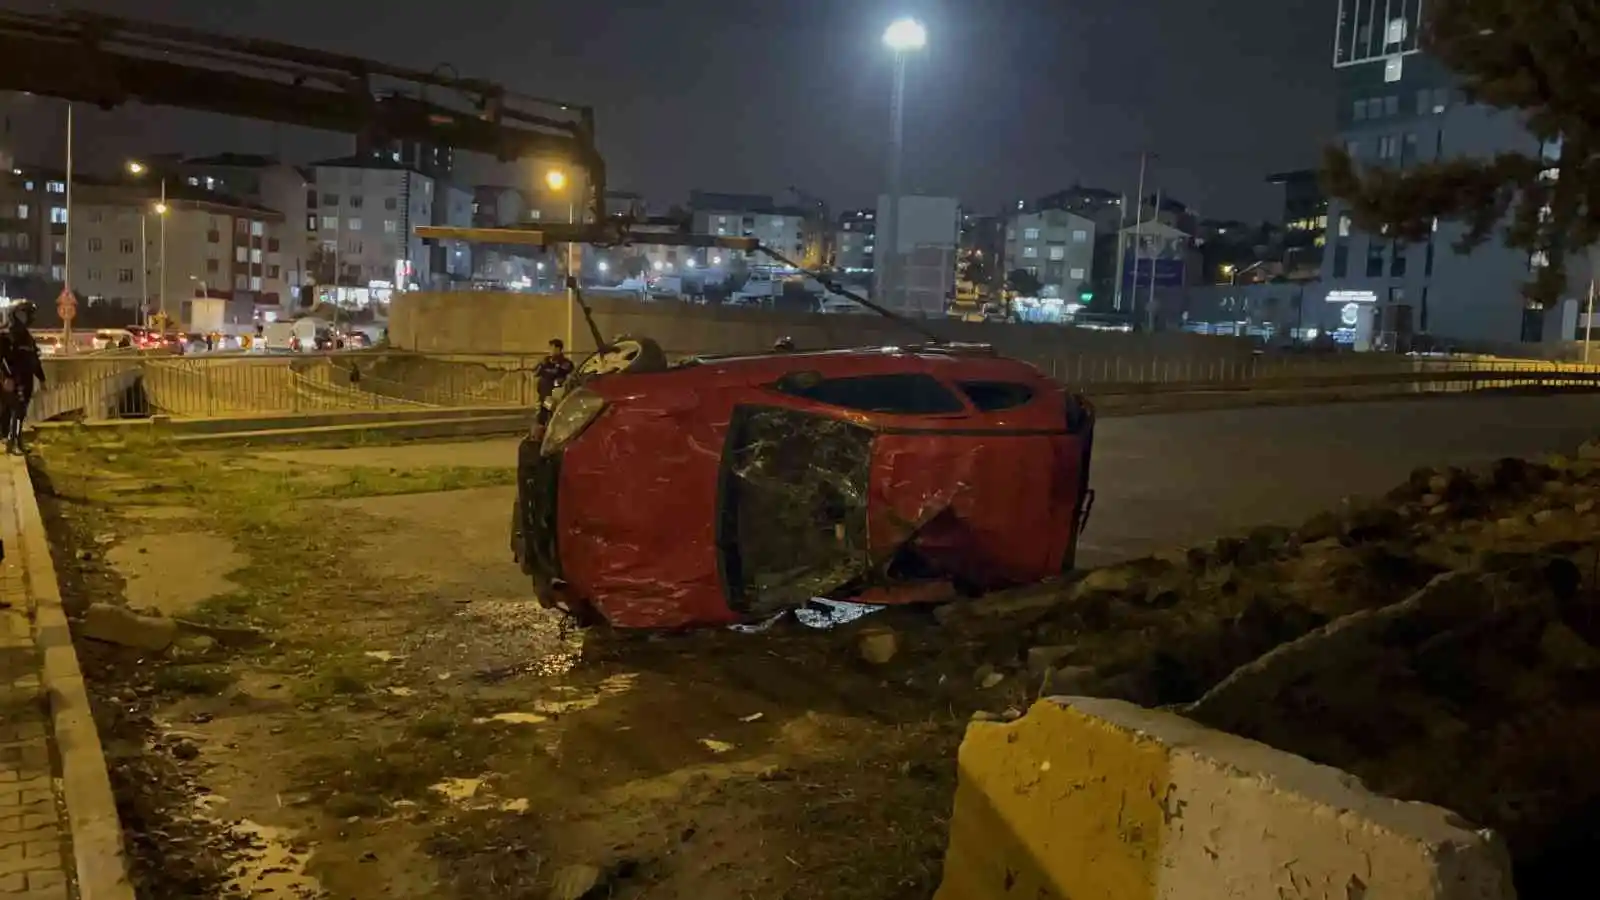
[0,8,608,220]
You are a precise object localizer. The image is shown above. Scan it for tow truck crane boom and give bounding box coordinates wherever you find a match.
[0,9,607,220]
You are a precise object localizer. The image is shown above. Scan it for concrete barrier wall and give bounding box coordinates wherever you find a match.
[389,291,1260,375]
[936,697,1515,900]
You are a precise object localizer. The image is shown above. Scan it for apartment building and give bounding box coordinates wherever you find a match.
[1004,208,1096,300]
[175,154,309,304]
[689,191,824,269]
[0,168,65,284]
[308,155,441,291]
[69,183,292,320]
[834,208,876,273]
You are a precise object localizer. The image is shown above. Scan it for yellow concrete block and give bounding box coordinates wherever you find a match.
[937,697,1517,900]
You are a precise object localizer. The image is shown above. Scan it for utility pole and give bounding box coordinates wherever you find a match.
[1146,189,1162,331]
[62,104,73,353]
[1111,192,1128,312]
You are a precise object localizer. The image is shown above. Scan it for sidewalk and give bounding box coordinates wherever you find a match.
[0,459,70,899]
[0,458,134,900]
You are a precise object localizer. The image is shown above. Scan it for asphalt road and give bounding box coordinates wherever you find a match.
[1080,392,1600,564]
[271,392,1600,568]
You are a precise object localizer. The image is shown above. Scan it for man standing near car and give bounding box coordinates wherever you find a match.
[534,337,575,424]
[0,301,45,455]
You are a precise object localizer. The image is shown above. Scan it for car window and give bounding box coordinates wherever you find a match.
[957,381,1035,412]
[777,373,965,415]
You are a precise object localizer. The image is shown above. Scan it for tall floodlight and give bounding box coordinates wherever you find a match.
[880,17,926,314]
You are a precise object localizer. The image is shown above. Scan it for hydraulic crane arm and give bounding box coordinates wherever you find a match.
[0,9,607,217]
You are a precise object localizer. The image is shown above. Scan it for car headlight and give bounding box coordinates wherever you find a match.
[541,388,606,455]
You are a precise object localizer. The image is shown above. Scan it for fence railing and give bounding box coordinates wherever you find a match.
[30,349,1600,422]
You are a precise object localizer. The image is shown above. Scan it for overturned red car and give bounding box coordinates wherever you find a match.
[511,340,1095,629]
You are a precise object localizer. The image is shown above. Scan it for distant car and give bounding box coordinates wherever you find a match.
[92,329,135,350]
[512,339,1096,629]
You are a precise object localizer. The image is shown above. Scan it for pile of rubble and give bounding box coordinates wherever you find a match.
[915,444,1600,893]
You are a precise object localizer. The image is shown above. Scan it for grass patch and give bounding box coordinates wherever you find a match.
[153,664,236,696]
[184,589,278,628]
[306,724,495,805]
[407,712,459,741]
[294,652,383,704]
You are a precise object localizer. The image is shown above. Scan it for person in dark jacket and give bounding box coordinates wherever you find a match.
[533,338,575,425]
[0,301,45,454]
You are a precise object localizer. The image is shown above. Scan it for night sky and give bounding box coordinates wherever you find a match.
[5,0,1336,221]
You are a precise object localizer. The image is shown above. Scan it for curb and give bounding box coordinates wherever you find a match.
[168,413,530,447]
[10,458,136,900]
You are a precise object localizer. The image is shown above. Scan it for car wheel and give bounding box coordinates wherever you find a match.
[578,336,669,378]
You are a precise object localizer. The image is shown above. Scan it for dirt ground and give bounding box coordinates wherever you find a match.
[31,432,997,900]
[42,428,1600,899]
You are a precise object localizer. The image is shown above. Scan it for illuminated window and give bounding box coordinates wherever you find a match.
[49,207,66,224]
[1048,245,1066,261]
[1022,246,1038,258]
[1023,227,1041,240]
[1069,267,1085,281]
[1072,229,1088,242]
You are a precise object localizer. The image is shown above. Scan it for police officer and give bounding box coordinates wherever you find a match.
[0,301,45,454]
[533,338,575,424]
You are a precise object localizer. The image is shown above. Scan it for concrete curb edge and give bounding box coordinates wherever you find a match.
[11,457,136,900]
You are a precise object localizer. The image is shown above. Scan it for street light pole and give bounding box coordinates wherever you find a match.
[881,18,926,317]
[158,177,167,323]
[884,49,907,315]
[62,104,72,354]
[566,195,577,350]
[1128,152,1150,320]
[546,167,578,350]
[139,215,148,327]
[128,162,169,328]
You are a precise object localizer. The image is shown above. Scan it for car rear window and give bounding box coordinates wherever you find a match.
[957,381,1035,412]
[777,373,966,415]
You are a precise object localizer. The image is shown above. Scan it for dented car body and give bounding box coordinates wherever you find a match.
[512,344,1095,629]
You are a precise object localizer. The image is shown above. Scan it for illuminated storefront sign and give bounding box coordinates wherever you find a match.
[1326,289,1378,304]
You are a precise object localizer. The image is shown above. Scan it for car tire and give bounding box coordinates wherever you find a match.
[579,336,668,378]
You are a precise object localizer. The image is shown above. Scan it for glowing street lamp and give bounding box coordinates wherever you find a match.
[883,17,927,52]
[544,168,567,192]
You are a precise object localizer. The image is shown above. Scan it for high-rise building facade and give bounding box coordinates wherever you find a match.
[1319,0,1581,346]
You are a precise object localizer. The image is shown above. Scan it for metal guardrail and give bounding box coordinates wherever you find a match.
[28,350,1600,422]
